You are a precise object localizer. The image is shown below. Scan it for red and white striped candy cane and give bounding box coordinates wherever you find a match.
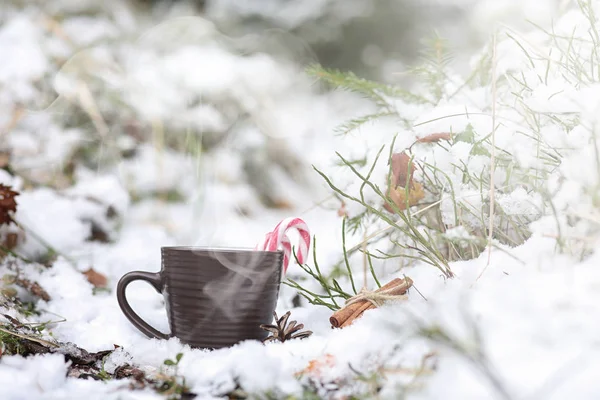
[258,217,310,273]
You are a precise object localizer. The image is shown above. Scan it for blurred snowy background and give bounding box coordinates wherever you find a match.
[4,0,600,399]
[0,0,566,251]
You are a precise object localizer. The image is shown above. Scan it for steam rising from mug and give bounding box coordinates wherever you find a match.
[186,218,310,327]
[200,248,276,322]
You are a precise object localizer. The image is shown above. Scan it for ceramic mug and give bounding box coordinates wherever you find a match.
[116,247,283,349]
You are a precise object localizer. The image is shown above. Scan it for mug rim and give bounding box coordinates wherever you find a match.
[161,246,283,254]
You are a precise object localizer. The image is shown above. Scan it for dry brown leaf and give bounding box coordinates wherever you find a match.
[3,232,20,250]
[390,152,414,187]
[1,232,20,261]
[0,184,19,226]
[82,268,108,288]
[416,132,452,143]
[296,354,336,378]
[384,151,424,213]
[384,181,425,213]
[271,199,293,210]
[15,278,51,301]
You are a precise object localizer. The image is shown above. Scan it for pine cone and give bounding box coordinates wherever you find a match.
[0,184,19,226]
[260,311,312,343]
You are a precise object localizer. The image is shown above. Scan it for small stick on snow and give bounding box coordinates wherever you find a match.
[476,32,498,283]
[362,230,368,289]
[0,326,59,348]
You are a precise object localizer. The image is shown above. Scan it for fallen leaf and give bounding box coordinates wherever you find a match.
[270,199,293,210]
[3,232,20,250]
[15,278,51,301]
[390,152,415,187]
[0,184,19,226]
[384,152,424,213]
[114,364,145,381]
[54,342,114,366]
[296,354,336,378]
[82,268,108,288]
[384,181,425,213]
[1,232,20,259]
[416,132,452,143]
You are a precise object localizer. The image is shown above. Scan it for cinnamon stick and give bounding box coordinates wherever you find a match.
[340,277,412,327]
[329,278,401,328]
[331,300,370,328]
[329,277,412,328]
[340,302,375,328]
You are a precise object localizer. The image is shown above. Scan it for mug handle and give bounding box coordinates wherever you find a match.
[116,271,170,340]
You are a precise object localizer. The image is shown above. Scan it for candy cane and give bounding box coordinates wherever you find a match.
[258,217,310,273]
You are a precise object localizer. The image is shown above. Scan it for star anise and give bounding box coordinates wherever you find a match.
[260,311,312,343]
[0,184,19,226]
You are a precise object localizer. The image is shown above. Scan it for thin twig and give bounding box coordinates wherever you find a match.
[362,230,368,289]
[476,32,498,282]
[407,276,428,302]
[0,326,59,348]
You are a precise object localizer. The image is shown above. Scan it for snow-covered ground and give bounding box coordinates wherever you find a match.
[2,0,600,399]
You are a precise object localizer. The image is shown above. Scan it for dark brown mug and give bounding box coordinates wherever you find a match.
[116,246,284,349]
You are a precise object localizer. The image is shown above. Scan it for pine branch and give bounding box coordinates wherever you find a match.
[307,64,431,106]
[333,112,396,136]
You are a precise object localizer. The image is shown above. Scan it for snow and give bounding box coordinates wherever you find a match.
[2,0,600,399]
[0,17,48,86]
[0,354,69,397]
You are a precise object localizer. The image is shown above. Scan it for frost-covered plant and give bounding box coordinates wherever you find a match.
[299,1,600,302]
[500,0,600,259]
[304,41,539,280]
